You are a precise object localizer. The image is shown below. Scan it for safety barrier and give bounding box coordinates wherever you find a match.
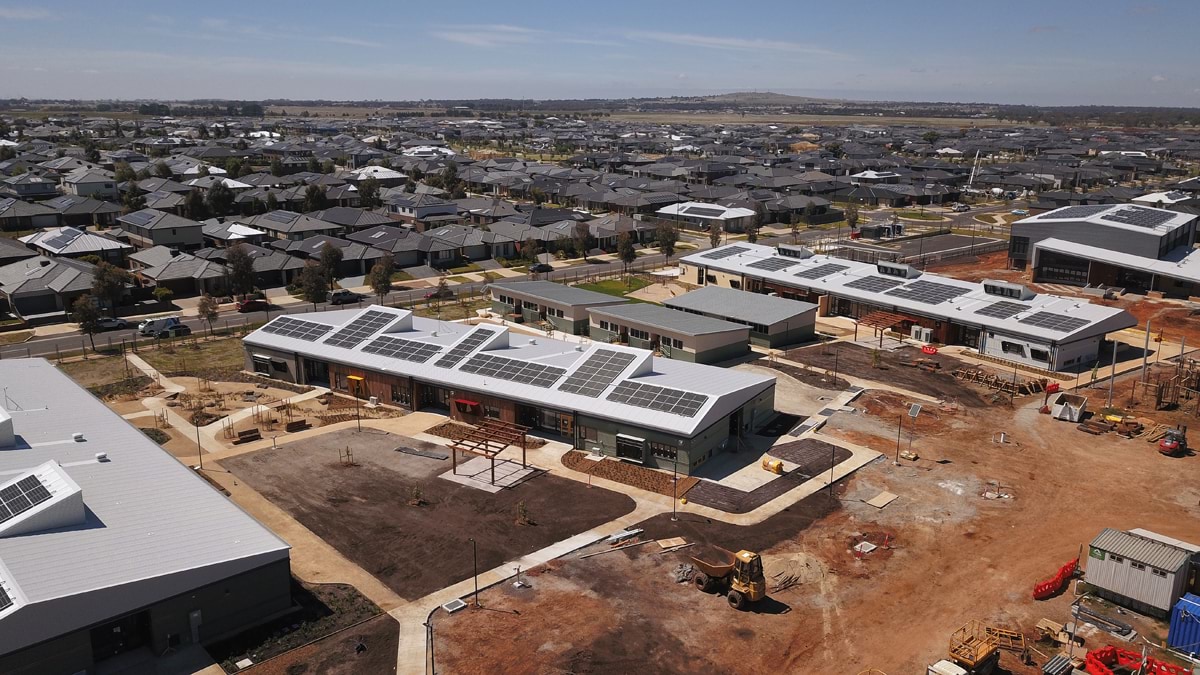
[1032,558,1078,600]
[1085,645,1192,675]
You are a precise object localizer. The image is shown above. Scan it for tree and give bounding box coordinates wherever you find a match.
[155,161,173,178]
[114,162,137,184]
[197,165,210,178]
[306,157,320,173]
[655,221,678,262]
[91,262,131,317]
[71,294,103,350]
[747,225,759,243]
[197,293,219,335]
[153,286,174,305]
[226,159,243,179]
[617,232,637,277]
[299,263,328,308]
[184,190,210,220]
[321,160,335,174]
[265,192,280,211]
[845,202,860,230]
[206,181,235,217]
[269,158,284,176]
[249,197,267,215]
[803,201,819,226]
[319,242,343,290]
[226,243,256,298]
[358,176,381,208]
[789,211,801,243]
[572,221,592,260]
[367,253,394,304]
[121,188,146,215]
[522,236,542,264]
[708,224,722,249]
[530,187,547,205]
[922,131,940,145]
[302,184,327,212]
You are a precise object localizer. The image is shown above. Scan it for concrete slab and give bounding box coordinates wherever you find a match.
[866,490,899,509]
[440,456,539,492]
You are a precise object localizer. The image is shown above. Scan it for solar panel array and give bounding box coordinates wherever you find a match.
[42,228,82,250]
[260,316,335,341]
[0,585,12,612]
[435,327,496,368]
[683,206,725,217]
[1017,311,1090,333]
[361,335,442,362]
[264,211,297,223]
[844,275,904,293]
[1045,204,1110,220]
[974,301,1029,319]
[0,476,53,525]
[324,310,395,349]
[794,263,850,280]
[606,381,708,417]
[459,354,566,388]
[121,211,156,226]
[1102,207,1176,229]
[885,280,969,305]
[746,257,799,272]
[558,349,638,397]
[700,245,749,260]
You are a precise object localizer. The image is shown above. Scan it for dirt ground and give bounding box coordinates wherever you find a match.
[223,429,636,601]
[787,343,990,406]
[432,381,1200,674]
[240,614,398,675]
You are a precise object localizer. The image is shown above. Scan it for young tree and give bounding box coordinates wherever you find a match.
[226,159,243,179]
[269,157,284,176]
[71,294,103,350]
[302,184,327,212]
[265,192,280,211]
[318,242,343,290]
[655,221,678,262]
[430,276,450,311]
[197,165,210,178]
[708,223,722,249]
[184,190,210,220]
[803,201,818,226]
[121,188,146,215]
[225,243,256,298]
[789,211,801,243]
[197,293,219,335]
[306,157,320,173]
[321,160,335,174]
[572,221,592,261]
[746,225,759,243]
[617,232,637,277]
[155,160,173,178]
[358,176,381,208]
[530,187,547,205]
[152,286,174,305]
[845,202,860,230]
[114,162,137,184]
[299,263,328,309]
[522,236,542,264]
[206,181,235,217]
[91,262,131,317]
[367,252,394,304]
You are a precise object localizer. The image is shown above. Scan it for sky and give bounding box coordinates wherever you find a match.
[1,0,1197,107]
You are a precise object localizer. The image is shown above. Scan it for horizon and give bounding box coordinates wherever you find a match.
[1,1,1198,107]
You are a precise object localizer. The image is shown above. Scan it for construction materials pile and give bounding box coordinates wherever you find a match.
[953,368,1049,397]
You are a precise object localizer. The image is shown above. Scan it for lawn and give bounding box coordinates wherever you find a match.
[59,356,132,389]
[0,330,31,345]
[446,261,483,274]
[413,298,490,321]
[139,337,247,375]
[390,270,414,282]
[446,275,472,284]
[0,229,35,240]
[896,210,944,221]
[575,277,652,298]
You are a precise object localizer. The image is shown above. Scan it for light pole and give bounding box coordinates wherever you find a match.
[195,420,204,471]
[469,538,479,607]
[671,455,679,522]
[894,413,904,465]
[355,388,362,432]
[832,345,841,386]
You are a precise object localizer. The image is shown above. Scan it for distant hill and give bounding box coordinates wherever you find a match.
[691,91,839,105]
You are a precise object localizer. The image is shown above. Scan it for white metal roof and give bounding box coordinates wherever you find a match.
[0,359,289,656]
[1021,203,1194,235]
[1034,237,1200,285]
[244,306,774,436]
[681,243,1136,344]
[1090,528,1193,571]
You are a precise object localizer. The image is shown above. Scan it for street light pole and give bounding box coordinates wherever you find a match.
[895,413,904,465]
[195,421,203,470]
[469,538,479,607]
[671,456,678,522]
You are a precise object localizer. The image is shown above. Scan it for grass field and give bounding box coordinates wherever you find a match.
[575,277,652,297]
[58,355,130,389]
[0,330,31,345]
[896,210,945,221]
[390,270,414,282]
[139,337,246,374]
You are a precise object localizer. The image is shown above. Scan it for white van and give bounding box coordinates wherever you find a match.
[138,316,183,336]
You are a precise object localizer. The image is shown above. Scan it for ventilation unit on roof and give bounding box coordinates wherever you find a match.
[776,244,813,259]
[982,279,1035,301]
[876,261,921,279]
[0,409,12,449]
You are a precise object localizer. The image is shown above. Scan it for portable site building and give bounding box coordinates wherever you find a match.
[1086,528,1198,618]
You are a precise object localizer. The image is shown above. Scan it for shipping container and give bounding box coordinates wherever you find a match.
[1169,593,1200,653]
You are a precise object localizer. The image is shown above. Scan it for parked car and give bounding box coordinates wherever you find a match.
[236,298,271,313]
[529,262,554,273]
[154,324,191,339]
[138,316,183,336]
[426,287,455,300]
[96,317,129,331]
[952,203,971,212]
[329,289,363,305]
[1011,209,1029,216]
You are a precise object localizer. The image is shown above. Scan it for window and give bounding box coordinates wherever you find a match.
[1029,348,1049,362]
[391,384,411,406]
[730,280,741,290]
[1110,554,1124,564]
[649,441,677,461]
[1130,561,1146,571]
[271,360,287,372]
[599,320,610,331]
[252,356,270,374]
[483,405,500,419]
[1000,341,1025,357]
[523,301,537,310]
[672,338,684,349]
[554,308,564,318]
[334,373,347,390]
[629,328,649,340]
[579,425,598,442]
[705,274,717,284]
[1151,568,1167,578]
[1009,236,1030,258]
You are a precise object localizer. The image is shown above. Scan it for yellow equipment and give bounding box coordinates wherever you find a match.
[691,548,767,610]
[761,457,784,474]
[949,620,1000,674]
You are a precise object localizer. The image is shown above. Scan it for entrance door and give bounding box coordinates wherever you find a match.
[90,611,151,662]
[729,409,743,437]
[303,359,328,386]
[615,435,645,462]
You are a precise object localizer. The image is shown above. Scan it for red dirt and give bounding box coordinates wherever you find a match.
[787,343,990,407]
[562,450,700,497]
[241,614,398,675]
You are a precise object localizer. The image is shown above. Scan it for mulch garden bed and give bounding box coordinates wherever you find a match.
[562,450,698,498]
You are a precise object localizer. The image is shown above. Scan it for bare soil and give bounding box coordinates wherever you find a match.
[238,613,398,675]
[562,451,699,498]
[224,429,636,601]
[787,343,989,406]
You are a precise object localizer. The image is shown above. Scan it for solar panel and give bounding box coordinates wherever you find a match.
[260,316,335,341]
[361,335,442,362]
[459,354,566,388]
[700,245,749,260]
[435,327,497,368]
[974,301,1028,319]
[746,257,799,272]
[1017,311,1090,333]
[885,279,969,305]
[558,349,638,397]
[264,211,296,223]
[0,585,12,612]
[1045,204,1110,219]
[0,475,53,526]
[42,228,82,250]
[794,263,850,280]
[683,206,725,217]
[1102,207,1175,229]
[121,211,156,226]
[606,381,708,417]
[844,275,904,293]
[324,310,396,349]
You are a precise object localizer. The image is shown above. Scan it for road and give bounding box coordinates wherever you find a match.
[0,203,1013,361]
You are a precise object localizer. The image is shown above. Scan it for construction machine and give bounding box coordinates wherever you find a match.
[1159,426,1188,456]
[691,547,767,610]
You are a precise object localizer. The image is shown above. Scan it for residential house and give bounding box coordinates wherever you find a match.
[61,168,119,200]
[131,247,228,297]
[116,208,205,251]
[308,206,393,234]
[240,210,344,242]
[386,194,459,231]
[0,197,59,232]
[1,173,60,201]
[20,226,132,265]
[0,257,99,322]
[42,195,121,229]
[345,225,429,268]
[271,234,386,277]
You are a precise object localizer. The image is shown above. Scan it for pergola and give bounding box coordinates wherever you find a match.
[449,418,530,485]
[854,310,911,347]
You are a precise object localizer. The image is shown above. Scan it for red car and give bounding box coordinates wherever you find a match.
[237,298,271,313]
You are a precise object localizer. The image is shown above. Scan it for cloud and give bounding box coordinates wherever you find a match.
[1028,25,1060,33]
[320,36,383,49]
[626,31,840,58]
[1151,74,1168,82]
[432,24,541,48]
[0,7,54,20]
